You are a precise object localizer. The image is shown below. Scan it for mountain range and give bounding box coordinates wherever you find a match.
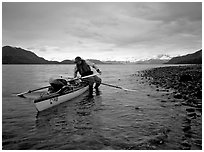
[2,46,202,64]
[166,49,202,64]
[2,46,74,64]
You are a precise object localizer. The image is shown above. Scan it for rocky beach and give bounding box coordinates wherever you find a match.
[141,65,202,108]
[137,65,202,149]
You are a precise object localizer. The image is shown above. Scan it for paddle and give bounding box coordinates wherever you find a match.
[70,73,99,81]
[61,74,137,92]
[16,73,99,97]
[101,82,138,92]
[59,73,99,80]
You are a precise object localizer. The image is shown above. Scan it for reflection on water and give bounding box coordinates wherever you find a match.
[34,92,105,149]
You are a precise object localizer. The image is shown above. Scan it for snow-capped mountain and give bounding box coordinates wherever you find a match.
[135,54,172,64]
[154,54,172,60]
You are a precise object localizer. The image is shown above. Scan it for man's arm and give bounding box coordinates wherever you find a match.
[74,66,78,78]
[86,60,102,74]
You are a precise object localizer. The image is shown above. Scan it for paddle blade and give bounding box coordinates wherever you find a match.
[123,88,138,92]
[16,90,30,97]
[17,94,26,98]
[16,92,27,97]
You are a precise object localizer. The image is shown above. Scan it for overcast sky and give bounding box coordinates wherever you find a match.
[2,2,202,61]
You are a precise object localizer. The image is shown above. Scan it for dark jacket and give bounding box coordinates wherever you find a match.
[75,60,93,77]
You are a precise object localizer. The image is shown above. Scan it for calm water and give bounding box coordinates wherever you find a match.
[2,64,200,150]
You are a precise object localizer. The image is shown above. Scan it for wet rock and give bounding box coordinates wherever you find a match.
[74,126,92,130]
[191,99,202,104]
[181,147,191,150]
[135,106,140,110]
[174,103,182,106]
[174,93,182,99]
[181,101,190,106]
[184,132,192,138]
[184,117,191,124]
[148,134,167,145]
[181,140,191,148]
[160,105,166,107]
[182,125,191,132]
[77,111,91,116]
[187,112,196,118]
[196,113,202,117]
[196,108,202,112]
[170,99,176,102]
[196,103,202,108]
[186,108,195,113]
[183,95,189,100]
[194,139,202,148]
[179,74,192,82]
[195,90,202,99]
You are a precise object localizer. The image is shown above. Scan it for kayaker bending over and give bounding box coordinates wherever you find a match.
[74,56,102,97]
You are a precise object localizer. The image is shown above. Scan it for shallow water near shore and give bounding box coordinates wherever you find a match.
[2,64,202,150]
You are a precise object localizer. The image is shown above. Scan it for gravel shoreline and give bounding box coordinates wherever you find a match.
[141,65,202,108]
[139,64,202,149]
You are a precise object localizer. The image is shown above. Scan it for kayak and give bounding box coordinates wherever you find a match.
[33,82,89,112]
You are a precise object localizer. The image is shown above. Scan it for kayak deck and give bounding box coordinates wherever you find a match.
[33,82,89,111]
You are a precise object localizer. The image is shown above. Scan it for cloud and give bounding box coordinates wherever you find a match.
[61,2,201,48]
[127,3,202,22]
[2,2,202,61]
[39,47,47,52]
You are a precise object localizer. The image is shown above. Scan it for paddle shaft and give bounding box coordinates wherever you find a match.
[101,82,137,92]
[17,86,50,96]
[101,82,123,89]
[29,86,50,92]
[61,73,99,81]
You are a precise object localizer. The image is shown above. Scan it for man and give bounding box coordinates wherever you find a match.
[74,56,102,97]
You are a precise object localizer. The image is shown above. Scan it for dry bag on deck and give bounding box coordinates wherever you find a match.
[48,78,67,93]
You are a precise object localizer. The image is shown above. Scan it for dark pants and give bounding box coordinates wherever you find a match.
[82,71,102,96]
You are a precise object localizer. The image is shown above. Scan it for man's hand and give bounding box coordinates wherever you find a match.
[76,75,81,79]
[96,69,102,75]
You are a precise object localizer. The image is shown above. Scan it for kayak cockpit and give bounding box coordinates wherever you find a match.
[34,82,88,103]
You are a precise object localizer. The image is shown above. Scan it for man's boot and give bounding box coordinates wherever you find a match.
[94,83,101,95]
[88,85,94,98]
